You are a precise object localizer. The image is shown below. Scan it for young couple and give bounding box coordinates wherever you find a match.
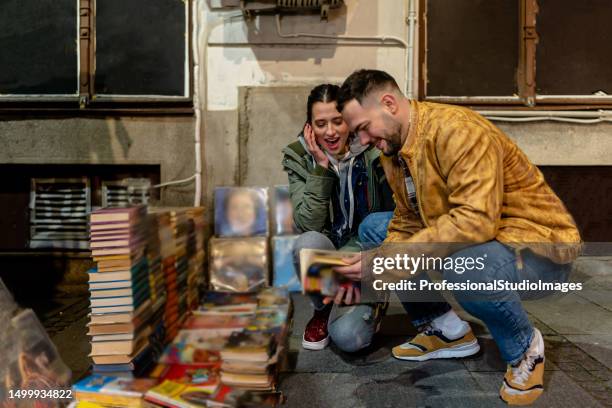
[282,71,581,405]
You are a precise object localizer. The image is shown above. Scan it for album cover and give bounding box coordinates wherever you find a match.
[209,237,268,293]
[272,236,301,292]
[273,185,298,235]
[214,187,269,237]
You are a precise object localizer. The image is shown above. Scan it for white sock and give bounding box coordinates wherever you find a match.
[431,310,469,340]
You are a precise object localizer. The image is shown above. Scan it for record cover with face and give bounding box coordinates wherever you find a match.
[272,236,301,292]
[214,187,269,237]
[273,185,298,235]
[209,237,268,293]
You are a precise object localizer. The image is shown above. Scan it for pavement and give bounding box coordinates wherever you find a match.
[278,257,612,408]
[40,256,612,407]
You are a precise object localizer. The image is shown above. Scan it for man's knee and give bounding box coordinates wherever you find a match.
[358,212,392,245]
[442,241,516,300]
[328,307,374,353]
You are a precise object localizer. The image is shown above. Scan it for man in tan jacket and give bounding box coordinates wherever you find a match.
[332,69,581,405]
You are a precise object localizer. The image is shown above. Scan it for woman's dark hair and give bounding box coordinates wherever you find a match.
[306,84,340,124]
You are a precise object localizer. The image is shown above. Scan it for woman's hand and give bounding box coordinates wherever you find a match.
[304,123,329,169]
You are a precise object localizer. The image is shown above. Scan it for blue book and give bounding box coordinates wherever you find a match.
[272,236,301,292]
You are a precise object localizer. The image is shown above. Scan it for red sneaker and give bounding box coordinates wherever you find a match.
[302,307,331,350]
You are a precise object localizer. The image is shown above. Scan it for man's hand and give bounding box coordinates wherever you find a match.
[323,283,361,306]
[303,123,329,169]
[323,253,363,305]
[334,253,362,281]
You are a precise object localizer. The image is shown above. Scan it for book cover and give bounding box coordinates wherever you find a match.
[220,332,274,363]
[144,380,216,408]
[214,187,269,237]
[209,237,268,293]
[272,235,301,292]
[73,374,157,407]
[159,336,224,365]
[299,248,355,296]
[273,185,298,235]
[89,326,151,356]
[182,314,252,330]
[151,364,219,388]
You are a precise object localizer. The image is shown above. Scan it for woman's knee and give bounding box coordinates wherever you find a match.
[328,309,374,353]
[293,231,334,258]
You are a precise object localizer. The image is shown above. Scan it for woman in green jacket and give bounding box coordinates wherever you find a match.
[281,84,394,352]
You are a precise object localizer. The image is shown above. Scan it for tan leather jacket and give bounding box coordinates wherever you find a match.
[380,101,581,264]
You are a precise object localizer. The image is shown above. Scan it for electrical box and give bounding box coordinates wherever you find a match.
[237,0,344,20]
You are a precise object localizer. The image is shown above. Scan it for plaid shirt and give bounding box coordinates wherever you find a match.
[398,157,420,219]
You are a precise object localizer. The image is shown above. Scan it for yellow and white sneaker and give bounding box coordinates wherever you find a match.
[500,328,545,406]
[392,326,480,361]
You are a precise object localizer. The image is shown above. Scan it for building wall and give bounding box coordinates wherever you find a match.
[0,116,196,206]
[200,0,411,204]
[1,0,611,223]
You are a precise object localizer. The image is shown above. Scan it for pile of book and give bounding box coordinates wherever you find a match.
[143,287,291,407]
[88,206,162,377]
[186,207,206,310]
[149,207,205,342]
[145,213,167,305]
[150,209,181,343]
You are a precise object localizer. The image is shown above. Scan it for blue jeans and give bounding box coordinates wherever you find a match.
[360,212,572,364]
[358,212,451,327]
[441,241,571,364]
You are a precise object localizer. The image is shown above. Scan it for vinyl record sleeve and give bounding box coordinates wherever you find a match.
[209,237,268,292]
[214,187,269,237]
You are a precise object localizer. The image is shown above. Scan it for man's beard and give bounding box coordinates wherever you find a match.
[381,116,403,156]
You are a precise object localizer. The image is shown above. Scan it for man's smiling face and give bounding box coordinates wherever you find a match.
[341,95,403,156]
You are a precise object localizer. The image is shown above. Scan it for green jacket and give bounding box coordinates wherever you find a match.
[281,139,395,249]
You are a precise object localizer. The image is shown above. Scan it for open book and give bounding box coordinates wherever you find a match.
[299,249,356,296]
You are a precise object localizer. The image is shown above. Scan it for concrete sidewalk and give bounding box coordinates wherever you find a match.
[279,258,612,408]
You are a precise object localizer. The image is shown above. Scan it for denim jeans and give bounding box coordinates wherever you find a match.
[440,240,571,364]
[358,212,451,327]
[293,230,379,352]
[360,212,572,364]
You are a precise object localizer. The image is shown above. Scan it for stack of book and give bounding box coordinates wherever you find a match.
[186,207,206,310]
[219,288,291,390]
[142,288,289,407]
[168,208,191,322]
[150,207,205,342]
[88,206,156,376]
[145,213,166,305]
[150,209,181,343]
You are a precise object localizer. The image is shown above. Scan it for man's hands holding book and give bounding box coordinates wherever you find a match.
[323,253,362,306]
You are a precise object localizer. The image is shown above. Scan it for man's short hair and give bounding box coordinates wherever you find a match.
[337,69,401,112]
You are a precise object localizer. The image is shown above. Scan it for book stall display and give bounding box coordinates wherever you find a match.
[0,183,306,407]
[74,185,301,407]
